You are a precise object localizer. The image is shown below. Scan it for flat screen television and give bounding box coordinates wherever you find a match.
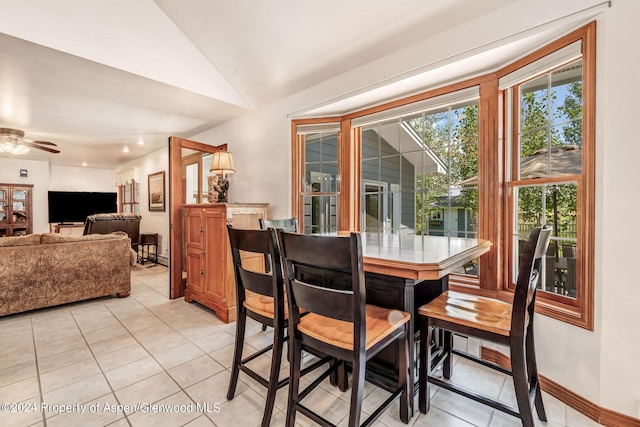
[48,191,118,224]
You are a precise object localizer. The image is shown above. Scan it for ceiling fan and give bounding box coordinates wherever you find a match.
[0,127,60,155]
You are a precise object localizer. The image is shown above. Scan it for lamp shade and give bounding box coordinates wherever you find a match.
[210,151,235,175]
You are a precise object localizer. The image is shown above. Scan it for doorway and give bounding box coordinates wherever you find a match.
[168,136,227,299]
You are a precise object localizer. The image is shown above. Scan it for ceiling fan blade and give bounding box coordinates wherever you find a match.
[23,141,60,153]
[32,140,58,146]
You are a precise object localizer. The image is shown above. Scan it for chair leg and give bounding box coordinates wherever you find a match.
[338,361,349,392]
[328,358,349,391]
[511,340,536,427]
[286,338,302,427]
[227,310,246,400]
[418,319,433,414]
[442,329,453,379]
[329,358,338,386]
[348,355,365,427]
[261,324,285,427]
[398,329,410,423]
[526,324,547,421]
[262,323,268,331]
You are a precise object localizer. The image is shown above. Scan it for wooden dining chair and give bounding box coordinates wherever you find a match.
[418,225,552,427]
[277,230,411,427]
[258,218,298,331]
[226,225,329,427]
[258,218,297,278]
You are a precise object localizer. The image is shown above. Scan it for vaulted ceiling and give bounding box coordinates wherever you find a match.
[0,0,522,168]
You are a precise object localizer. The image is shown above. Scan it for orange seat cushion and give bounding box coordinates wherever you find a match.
[419,291,512,336]
[243,290,294,319]
[297,304,410,350]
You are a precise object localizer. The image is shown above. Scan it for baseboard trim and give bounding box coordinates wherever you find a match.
[480,347,640,427]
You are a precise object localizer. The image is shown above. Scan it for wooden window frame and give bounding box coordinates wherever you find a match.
[496,24,595,329]
[291,117,344,232]
[291,22,595,330]
[118,178,139,214]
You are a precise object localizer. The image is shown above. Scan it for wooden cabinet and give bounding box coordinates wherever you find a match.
[0,183,33,237]
[182,203,268,323]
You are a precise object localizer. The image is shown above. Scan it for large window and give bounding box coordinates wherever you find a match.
[511,58,582,297]
[294,123,340,234]
[292,23,595,329]
[354,91,480,275]
[504,39,593,326]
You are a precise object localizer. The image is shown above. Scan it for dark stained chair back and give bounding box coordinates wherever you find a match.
[228,226,284,309]
[226,225,286,427]
[279,231,363,323]
[418,224,552,427]
[277,230,411,427]
[512,225,553,338]
[259,217,298,276]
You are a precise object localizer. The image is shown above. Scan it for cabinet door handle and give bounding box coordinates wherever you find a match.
[200,269,205,275]
[199,227,205,233]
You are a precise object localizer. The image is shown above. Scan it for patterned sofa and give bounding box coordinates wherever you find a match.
[0,232,134,317]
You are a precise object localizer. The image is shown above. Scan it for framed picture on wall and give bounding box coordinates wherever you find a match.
[148,171,165,212]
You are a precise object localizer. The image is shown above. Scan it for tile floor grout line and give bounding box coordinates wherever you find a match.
[29,316,47,427]
[106,279,224,425]
[72,301,134,427]
[2,266,606,427]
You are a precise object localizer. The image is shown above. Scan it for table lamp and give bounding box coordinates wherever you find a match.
[209,151,235,202]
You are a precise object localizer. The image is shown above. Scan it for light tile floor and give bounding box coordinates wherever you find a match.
[0,266,604,427]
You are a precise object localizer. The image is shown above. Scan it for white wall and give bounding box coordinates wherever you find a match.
[116,147,170,261]
[1,148,169,261]
[0,158,115,233]
[193,101,294,219]
[190,0,640,418]
[596,0,640,418]
[48,165,114,192]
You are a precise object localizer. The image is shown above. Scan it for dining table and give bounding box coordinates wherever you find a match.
[336,232,492,414]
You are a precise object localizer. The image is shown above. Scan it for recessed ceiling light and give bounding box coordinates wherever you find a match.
[81,161,87,166]
[123,146,130,153]
[137,138,145,145]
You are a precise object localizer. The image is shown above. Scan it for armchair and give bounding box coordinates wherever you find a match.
[83,213,141,251]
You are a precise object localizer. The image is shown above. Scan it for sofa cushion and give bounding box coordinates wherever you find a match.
[41,233,126,244]
[0,234,41,247]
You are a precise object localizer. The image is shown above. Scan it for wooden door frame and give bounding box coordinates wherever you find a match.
[181,152,204,204]
[169,136,226,299]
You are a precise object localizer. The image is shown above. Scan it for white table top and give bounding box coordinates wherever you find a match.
[334,232,492,280]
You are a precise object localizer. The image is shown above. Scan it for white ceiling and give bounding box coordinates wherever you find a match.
[0,0,541,169]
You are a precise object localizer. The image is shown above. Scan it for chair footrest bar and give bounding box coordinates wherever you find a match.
[361,386,405,427]
[429,376,521,418]
[298,359,338,401]
[239,365,270,389]
[296,403,334,427]
[241,343,274,365]
[300,356,334,378]
[451,349,512,376]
